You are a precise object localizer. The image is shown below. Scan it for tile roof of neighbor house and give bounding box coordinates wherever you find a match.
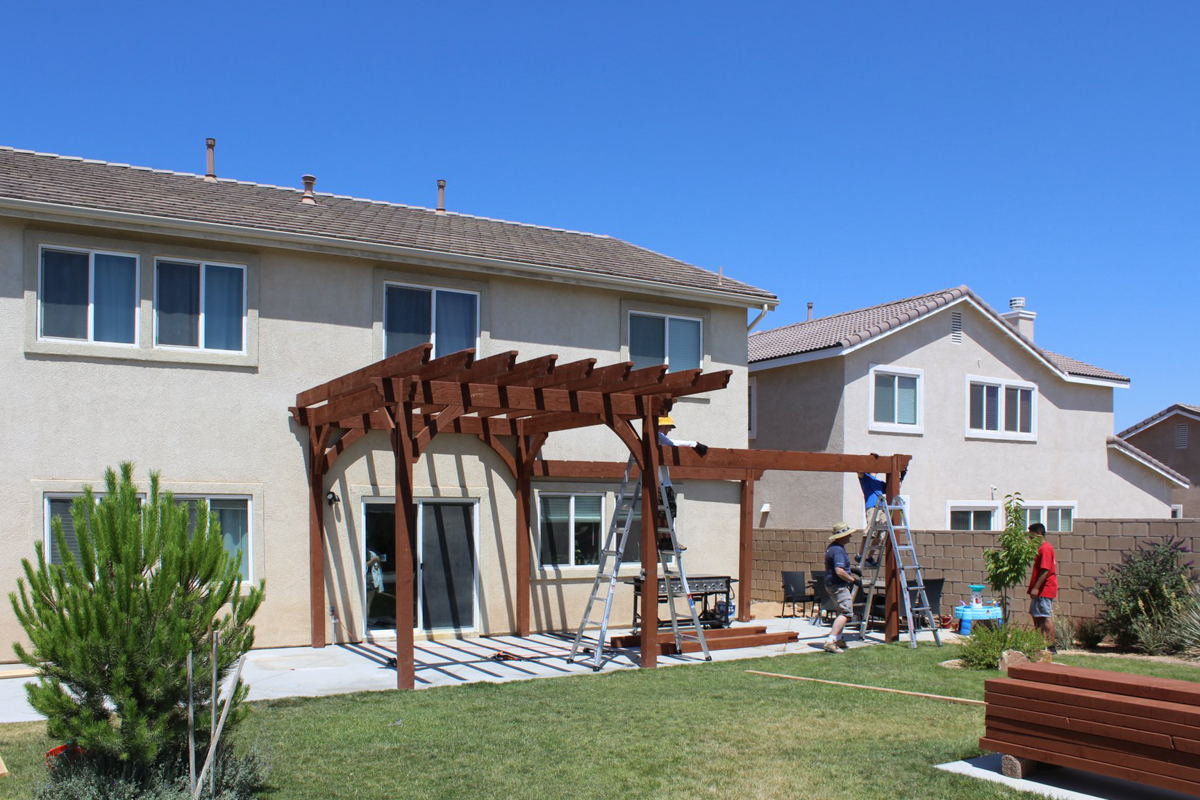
[748,285,1129,383]
[1106,436,1191,487]
[0,146,776,305]
[1117,403,1200,439]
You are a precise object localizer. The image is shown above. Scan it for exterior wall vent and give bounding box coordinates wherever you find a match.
[951,311,963,344]
[1177,422,1189,449]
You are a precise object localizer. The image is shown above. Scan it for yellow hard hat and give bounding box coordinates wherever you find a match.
[657,415,675,427]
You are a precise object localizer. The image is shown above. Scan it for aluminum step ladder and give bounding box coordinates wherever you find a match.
[568,455,711,670]
[852,495,941,648]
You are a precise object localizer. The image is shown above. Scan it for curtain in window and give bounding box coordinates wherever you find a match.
[1019,389,1032,432]
[630,314,664,370]
[385,286,432,358]
[896,376,917,425]
[48,498,81,565]
[985,386,999,430]
[969,384,984,429]
[211,499,250,580]
[874,374,895,423]
[434,290,477,357]
[92,254,137,344]
[157,261,200,347]
[667,318,701,372]
[573,496,603,565]
[539,496,571,566]
[42,249,89,339]
[204,265,244,352]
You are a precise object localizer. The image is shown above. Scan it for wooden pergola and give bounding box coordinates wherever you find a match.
[291,344,912,689]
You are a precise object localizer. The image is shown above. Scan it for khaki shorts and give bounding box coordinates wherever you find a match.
[832,586,854,616]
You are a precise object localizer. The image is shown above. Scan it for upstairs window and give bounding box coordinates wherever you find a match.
[385,284,479,358]
[967,377,1036,439]
[40,247,137,345]
[156,260,245,352]
[869,366,922,434]
[630,312,702,372]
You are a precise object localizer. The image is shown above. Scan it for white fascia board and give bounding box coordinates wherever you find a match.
[0,198,778,311]
[748,346,843,372]
[1125,408,1200,437]
[1108,441,1190,489]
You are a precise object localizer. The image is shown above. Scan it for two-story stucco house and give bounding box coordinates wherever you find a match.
[0,144,778,661]
[1119,404,1200,517]
[747,287,1185,532]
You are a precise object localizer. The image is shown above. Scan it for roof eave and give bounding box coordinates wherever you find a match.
[1108,438,1191,489]
[0,197,779,311]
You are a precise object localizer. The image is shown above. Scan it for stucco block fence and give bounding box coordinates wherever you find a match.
[752,519,1200,622]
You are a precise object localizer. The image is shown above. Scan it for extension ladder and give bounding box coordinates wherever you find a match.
[568,455,711,670]
[852,496,941,648]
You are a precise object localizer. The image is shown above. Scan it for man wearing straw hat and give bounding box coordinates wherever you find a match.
[823,521,859,653]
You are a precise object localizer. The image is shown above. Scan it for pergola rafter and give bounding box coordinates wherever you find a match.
[291,344,911,690]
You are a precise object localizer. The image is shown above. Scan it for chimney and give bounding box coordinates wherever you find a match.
[1000,296,1036,340]
[300,174,317,206]
[204,138,217,182]
[807,302,813,322]
[717,266,723,285]
[436,179,446,214]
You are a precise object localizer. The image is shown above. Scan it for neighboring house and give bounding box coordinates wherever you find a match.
[1119,404,1200,517]
[0,144,777,660]
[747,287,1185,532]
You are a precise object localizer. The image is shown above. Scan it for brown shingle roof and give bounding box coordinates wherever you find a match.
[0,147,776,304]
[1106,436,1191,487]
[1118,403,1200,438]
[749,285,1129,384]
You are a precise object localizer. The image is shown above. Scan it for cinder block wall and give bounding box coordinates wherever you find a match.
[752,519,1200,621]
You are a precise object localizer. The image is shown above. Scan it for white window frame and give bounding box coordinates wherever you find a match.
[537,492,608,569]
[38,245,140,346]
[628,311,704,373]
[748,377,757,439]
[1023,502,1077,532]
[174,494,254,583]
[868,365,924,434]
[964,375,1038,441]
[154,258,248,354]
[383,281,481,359]
[1172,504,1185,519]
[946,501,1001,531]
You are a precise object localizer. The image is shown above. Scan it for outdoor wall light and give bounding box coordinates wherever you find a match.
[326,491,340,506]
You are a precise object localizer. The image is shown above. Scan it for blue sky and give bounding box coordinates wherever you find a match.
[3,3,1196,429]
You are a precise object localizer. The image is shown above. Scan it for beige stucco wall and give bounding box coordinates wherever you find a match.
[1,216,749,661]
[751,300,1175,532]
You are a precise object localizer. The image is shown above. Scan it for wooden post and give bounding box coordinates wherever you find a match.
[515,436,533,636]
[639,412,660,669]
[393,400,417,690]
[884,459,902,643]
[308,425,327,648]
[738,476,754,622]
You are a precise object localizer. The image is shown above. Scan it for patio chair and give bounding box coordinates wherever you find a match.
[781,570,815,617]
[811,580,841,625]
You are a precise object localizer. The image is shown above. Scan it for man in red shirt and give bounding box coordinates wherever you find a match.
[1026,522,1058,653]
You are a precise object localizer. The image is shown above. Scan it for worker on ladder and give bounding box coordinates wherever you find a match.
[655,415,709,552]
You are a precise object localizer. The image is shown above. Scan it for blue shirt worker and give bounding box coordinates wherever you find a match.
[654,415,708,552]
[824,522,858,653]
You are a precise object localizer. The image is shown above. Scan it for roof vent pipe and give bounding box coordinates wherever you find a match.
[436,179,446,214]
[204,138,217,182]
[807,302,813,321]
[717,266,723,286]
[1000,295,1035,340]
[1010,297,1026,310]
[301,175,317,205]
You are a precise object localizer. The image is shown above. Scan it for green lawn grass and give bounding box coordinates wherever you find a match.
[2,645,1197,799]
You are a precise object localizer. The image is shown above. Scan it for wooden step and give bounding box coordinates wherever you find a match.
[609,626,768,648]
[610,629,799,655]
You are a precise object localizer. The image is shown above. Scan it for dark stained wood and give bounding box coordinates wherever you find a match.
[295,343,432,408]
[531,460,757,482]
[884,462,902,642]
[392,401,416,691]
[523,357,596,389]
[492,354,557,386]
[984,687,1200,743]
[609,626,772,646]
[638,412,660,669]
[414,405,465,455]
[985,679,1200,728]
[1007,663,1200,707]
[738,478,754,622]
[308,424,329,648]
[551,361,631,392]
[658,447,910,475]
[609,630,800,655]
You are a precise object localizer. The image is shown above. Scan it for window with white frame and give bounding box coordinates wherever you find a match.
[629,312,702,373]
[155,259,246,351]
[385,284,479,359]
[538,494,605,567]
[869,366,922,433]
[1024,504,1075,532]
[967,377,1036,438]
[949,505,996,531]
[1172,504,1185,519]
[177,496,252,581]
[40,246,138,345]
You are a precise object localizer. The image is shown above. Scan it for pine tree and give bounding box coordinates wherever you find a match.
[10,463,264,779]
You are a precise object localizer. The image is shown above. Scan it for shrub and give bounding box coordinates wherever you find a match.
[1130,610,1184,656]
[1054,616,1078,651]
[1090,537,1195,649]
[10,463,265,793]
[33,744,268,800]
[956,622,1048,670]
[1173,584,1200,661]
[1075,618,1105,649]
